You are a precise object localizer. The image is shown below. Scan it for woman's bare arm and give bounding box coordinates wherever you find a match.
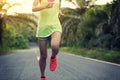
[59,0,64,20]
[32,0,54,12]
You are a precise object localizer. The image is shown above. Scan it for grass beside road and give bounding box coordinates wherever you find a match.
[0,47,29,56]
[60,47,120,64]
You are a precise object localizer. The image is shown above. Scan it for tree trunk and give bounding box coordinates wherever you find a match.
[110,0,120,35]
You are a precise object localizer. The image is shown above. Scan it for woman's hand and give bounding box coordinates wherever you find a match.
[59,11,64,20]
[32,0,54,12]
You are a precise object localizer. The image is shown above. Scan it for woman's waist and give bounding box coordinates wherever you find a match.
[38,21,61,27]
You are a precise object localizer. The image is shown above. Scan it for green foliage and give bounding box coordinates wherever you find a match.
[13,33,29,49]
[78,5,109,48]
[0,0,37,54]
[61,0,120,64]
[0,46,10,55]
[61,5,109,48]
[2,24,29,49]
[63,0,120,50]
[61,0,95,47]
[97,34,114,49]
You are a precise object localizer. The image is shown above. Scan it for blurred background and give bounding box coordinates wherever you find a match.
[0,0,120,64]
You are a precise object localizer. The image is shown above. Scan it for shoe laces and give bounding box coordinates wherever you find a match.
[51,58,56,65]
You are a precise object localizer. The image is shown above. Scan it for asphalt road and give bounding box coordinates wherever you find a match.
[0,45,120,80]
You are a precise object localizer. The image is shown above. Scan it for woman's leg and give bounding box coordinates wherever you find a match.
[38,38,48,77]
[51,31,62,57]
[50,31,61,71]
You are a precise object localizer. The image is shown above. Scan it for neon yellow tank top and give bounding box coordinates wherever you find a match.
[36,0,62,37]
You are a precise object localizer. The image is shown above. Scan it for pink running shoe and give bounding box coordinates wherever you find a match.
[40,77,46,80]
[50,56,57,71]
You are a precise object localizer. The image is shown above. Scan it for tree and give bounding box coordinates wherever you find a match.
[79,5,109,48]
[61,0,96,46]
[0,0,37,46]
[100,0,120,49]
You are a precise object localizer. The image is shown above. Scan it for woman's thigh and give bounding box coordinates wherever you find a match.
[51,31,62,47]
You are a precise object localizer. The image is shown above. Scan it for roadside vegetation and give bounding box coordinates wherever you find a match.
[60,0,120,64]
[60,47,120,64]
[0,0,37,54]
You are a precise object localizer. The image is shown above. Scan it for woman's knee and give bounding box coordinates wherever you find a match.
[51,44,59,50]
[40,54,47,60]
